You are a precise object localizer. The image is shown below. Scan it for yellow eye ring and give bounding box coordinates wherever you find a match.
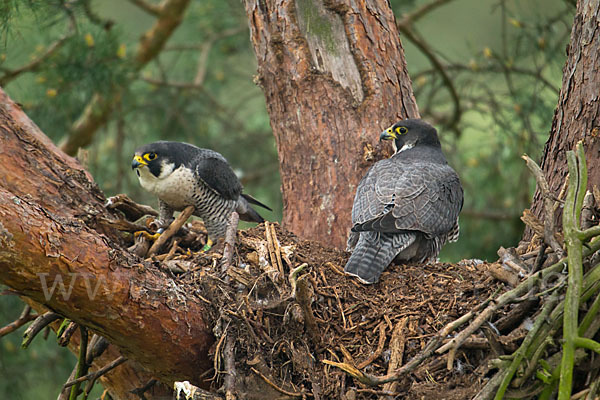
[396,126,408,134]
[144,152,157,161]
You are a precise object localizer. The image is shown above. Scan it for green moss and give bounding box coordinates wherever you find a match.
[296,0,338,55]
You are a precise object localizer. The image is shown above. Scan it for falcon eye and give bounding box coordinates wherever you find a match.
[396,126,408,134]
[144,152,157,161]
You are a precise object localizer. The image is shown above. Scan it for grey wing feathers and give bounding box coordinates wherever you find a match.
[351,158,462,238]
[193,157,243,200]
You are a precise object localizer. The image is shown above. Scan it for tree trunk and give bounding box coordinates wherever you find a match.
[0,88,213,397]
[243,0,419,248]
[527,0,600,238]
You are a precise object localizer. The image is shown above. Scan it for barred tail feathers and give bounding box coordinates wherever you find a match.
[344,232,414,284]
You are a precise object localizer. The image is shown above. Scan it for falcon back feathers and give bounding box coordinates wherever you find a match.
[344,119,463,284]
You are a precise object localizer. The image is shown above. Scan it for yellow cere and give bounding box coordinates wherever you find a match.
[134,155,147,165]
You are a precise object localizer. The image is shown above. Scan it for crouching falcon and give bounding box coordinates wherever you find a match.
[131,141,271,250]
[344,119,463,284]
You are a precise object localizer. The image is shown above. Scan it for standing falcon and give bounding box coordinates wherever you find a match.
[131,141,271,251]
[344,119,463,284]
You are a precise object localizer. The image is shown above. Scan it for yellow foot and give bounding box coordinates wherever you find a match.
[134,228,164,241]
[201,238,214,252]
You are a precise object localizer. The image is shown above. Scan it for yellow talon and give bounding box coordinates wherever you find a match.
[134,230,161,241]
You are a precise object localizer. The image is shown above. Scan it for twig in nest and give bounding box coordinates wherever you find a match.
[357,323,387,369]
[212,332,227,381]
[264,222,284,281]
[382,317,409,394]
[498,247,529,276]
[148,205,195,256]
[486,263,519,287]
[270,223,284,274]
[105,193,158,220]
[249,367,305,398]
[0,306,37,337]
[159,240,181,262]
[295,275,321,346]
[224,334,237,400]
[321,291,495,387]
[522,154,564,258]
[532,243,548,273]
[128,232,152,258]
[220,211,239,274]
[289,263,308,296]
[21,311,61,348]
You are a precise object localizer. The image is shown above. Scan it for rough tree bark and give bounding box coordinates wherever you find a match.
[527,0,600,238]
[0,89,213,398]
[243,0,419,248]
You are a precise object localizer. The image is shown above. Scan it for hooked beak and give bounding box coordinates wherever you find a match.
[131,155,147,170]
[380,129,396,141]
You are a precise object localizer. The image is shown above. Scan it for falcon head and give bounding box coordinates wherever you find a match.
[131,141,184,180]
[380,119,441,154]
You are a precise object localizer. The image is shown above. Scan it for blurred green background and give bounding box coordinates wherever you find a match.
[0,0,574,398]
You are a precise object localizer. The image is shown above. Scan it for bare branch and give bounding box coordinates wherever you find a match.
[396,24,461,131]
[399,0,454,25]
[128,0,162,16]
[0,306,37,337]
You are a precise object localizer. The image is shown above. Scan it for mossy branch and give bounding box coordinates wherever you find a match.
[69,326,89,400]
[558,142,592,400]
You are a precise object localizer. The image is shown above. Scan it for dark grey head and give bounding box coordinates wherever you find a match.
[379,119,441,153]
[131,141,202,178]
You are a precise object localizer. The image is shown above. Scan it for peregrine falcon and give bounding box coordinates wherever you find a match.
[344,119,463,284]
[131,141,271,250]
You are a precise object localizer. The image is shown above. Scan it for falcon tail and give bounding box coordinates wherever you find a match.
[344,232,414,284]
[236,195,268,223]
[241,193,272,211]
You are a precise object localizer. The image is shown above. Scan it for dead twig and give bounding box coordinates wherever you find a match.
[296,275,321,346]
[63,356,127,389]
[522,154,564,257]
[220,211,239,274]
[224,335,237,400]
[357,323,387,369]
[249,367,305,398]
[21,311,61,348]
[265,222,284,281]
[0,306,37,337]
[147,205,195,256]
[382,317,409,395]
[105,194,158,220]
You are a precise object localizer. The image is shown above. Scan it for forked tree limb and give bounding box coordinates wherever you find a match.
[0,88,214,395]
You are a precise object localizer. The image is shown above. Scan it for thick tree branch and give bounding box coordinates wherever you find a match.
[0,89,214,393]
